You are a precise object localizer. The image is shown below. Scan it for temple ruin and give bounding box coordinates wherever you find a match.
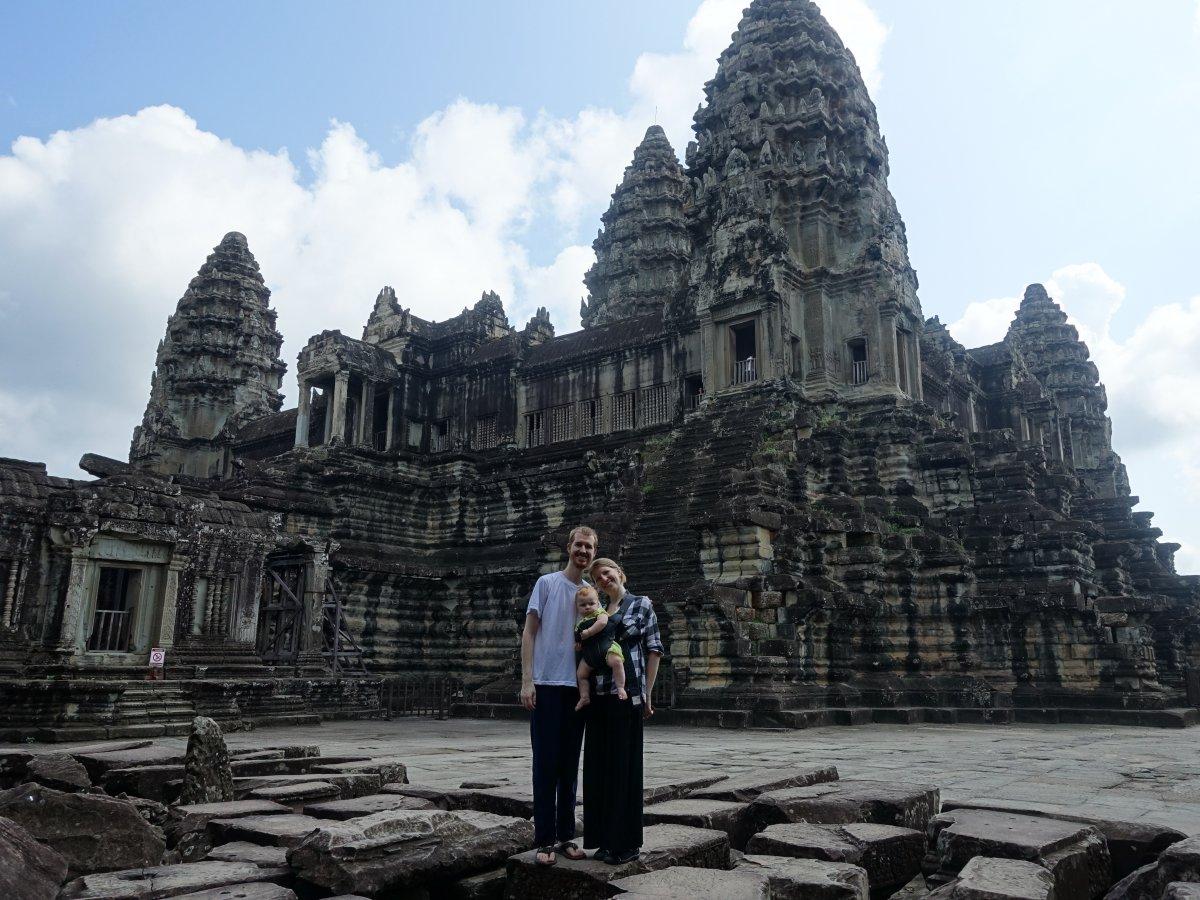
[2,0,1198,739]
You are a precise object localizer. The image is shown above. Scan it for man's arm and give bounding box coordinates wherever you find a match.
[520,612,539,711]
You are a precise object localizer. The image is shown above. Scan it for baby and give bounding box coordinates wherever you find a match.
[573,584,626,711]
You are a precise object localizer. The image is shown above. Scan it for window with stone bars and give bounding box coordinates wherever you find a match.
[474,415,498,450]
[612,391,636,432]
[525,411,546,448]
[640,384,670,427]
[550,404,574,443]
[578,398,602,438]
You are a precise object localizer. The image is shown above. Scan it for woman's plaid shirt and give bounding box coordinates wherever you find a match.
[595,592,663,706]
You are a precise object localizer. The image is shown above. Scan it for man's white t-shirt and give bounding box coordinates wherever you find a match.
[526,570,582,687]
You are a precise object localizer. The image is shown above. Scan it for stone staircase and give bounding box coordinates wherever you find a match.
[109,682,199,737]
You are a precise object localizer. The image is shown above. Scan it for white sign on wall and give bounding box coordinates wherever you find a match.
[149,647,166,668]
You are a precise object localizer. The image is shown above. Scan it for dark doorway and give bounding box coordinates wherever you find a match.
[256,557,306,664]
[87,566,139,652]
[731,321,757,384]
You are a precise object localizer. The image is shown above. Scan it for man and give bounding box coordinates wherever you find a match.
[520,524,596,866]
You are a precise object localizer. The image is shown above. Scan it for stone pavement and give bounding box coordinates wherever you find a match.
[11,718,1200,833]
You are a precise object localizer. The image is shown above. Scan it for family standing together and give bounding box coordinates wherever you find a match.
[519,525,663,867]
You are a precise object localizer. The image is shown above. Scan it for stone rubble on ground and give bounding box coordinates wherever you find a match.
[1,729,1199,900]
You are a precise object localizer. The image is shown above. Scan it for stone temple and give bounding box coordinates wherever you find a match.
[2,0,1198,739]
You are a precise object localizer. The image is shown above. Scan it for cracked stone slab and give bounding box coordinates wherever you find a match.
[928,809,1110,899]
[610,864,771,898]
[505,823,729,900]
[205,841,289,868]
[0,814,69,900]
[310,758,407,784]
[207,814,329,848]
[304,792,437,820]
[942,799,1185,880]
[746,821,924,893]
[0,782,165,876]
[927,856,1054,899]
[642,773,730,804]
[749,779,941,835]
[60,860,287,899]
[163,883,297,900]
[736,854,870,899]
[643,797,756,850]
[689,766,839,803]
[289,808,535,895]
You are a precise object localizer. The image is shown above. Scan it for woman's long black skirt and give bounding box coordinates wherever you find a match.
[582,693,644,852]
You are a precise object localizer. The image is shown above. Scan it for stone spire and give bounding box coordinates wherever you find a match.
[581,125,691,329]
[130,232,286,478]
[1006,283,1129,497]
[685,0,922,393]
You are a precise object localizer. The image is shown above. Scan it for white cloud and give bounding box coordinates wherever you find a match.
[0,1,892,480]
[950,268,1200,575]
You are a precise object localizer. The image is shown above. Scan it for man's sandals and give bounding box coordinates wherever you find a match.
[559,841,586,861]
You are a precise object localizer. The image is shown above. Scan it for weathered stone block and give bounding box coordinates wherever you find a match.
[179,716,235,805]
[207,814,329,848]
[643,773,730,804]
[233,773,381,799]
[927,856,1054,899]
[103,764,186,802]
[1105,835,1200,899]
[750,780,941,835]
[249,781,341,808]
[59,860,284,899]
[0,782,165,876]
[25,753,91,792]
[610,864,771,898]
[747,821,924,893]
[74,745,183,781]
[1163,884,1200,900]
[305,792,437,820]
[310,757,407,784]
[205,841,289,869]
[0,814,69,900]
[643,797,756,849]
[737,854,870,899]
[690,765,839,803]
[172,885,296,900]
[290,808,535,895]
[942,800,1185,879]
[445,866,508,900]
[928,809,1110,899]
[505,823,729,899]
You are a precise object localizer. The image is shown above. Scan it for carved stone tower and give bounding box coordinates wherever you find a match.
[582,125,692,329]
[130,232,286,478]
[685,0,923,396]
[1006,283,1130,498]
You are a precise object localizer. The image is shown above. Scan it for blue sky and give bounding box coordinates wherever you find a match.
[2,0,1199,569]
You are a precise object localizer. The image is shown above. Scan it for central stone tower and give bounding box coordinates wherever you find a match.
[685,0,923,398]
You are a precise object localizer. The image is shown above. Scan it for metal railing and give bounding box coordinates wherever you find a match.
[852,360,869,385]
[430,431,449,452]
[87,608,132,651]
[732,357,757,385]
[381,675,463,719]
[651,663,678,709]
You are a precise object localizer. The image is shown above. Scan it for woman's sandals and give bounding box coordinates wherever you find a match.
[559,841,586,861]
[535,845,556,866]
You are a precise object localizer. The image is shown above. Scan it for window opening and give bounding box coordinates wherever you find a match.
[612,392,636,431]
[431,419,450,452]
[640,385,670,426]
[550,404,574,443]
[525,411,546,448]
[474,415,498,450]
[684,375,704,411]
[578,398,602,437]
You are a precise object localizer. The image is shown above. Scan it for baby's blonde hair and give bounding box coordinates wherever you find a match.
[575,584,600,604]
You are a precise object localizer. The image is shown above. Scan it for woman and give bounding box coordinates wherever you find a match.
[581,557,664,865]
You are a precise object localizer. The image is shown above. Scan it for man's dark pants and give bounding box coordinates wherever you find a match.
[530,684,585,847]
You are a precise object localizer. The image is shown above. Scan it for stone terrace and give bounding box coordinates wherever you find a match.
[10,718,1200,833]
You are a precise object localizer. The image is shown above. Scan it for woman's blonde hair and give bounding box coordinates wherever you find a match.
[589,557,627,586]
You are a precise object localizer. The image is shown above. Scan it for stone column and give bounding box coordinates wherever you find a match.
[910,329,924,400]
[56,546,93,653]
[357,380,374,447]
[384,387,395,450]
[1,556,19,629]
[329,371,349,444]
[156,559,187,649]
[876,303,899,391]
[294,379,311,448]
